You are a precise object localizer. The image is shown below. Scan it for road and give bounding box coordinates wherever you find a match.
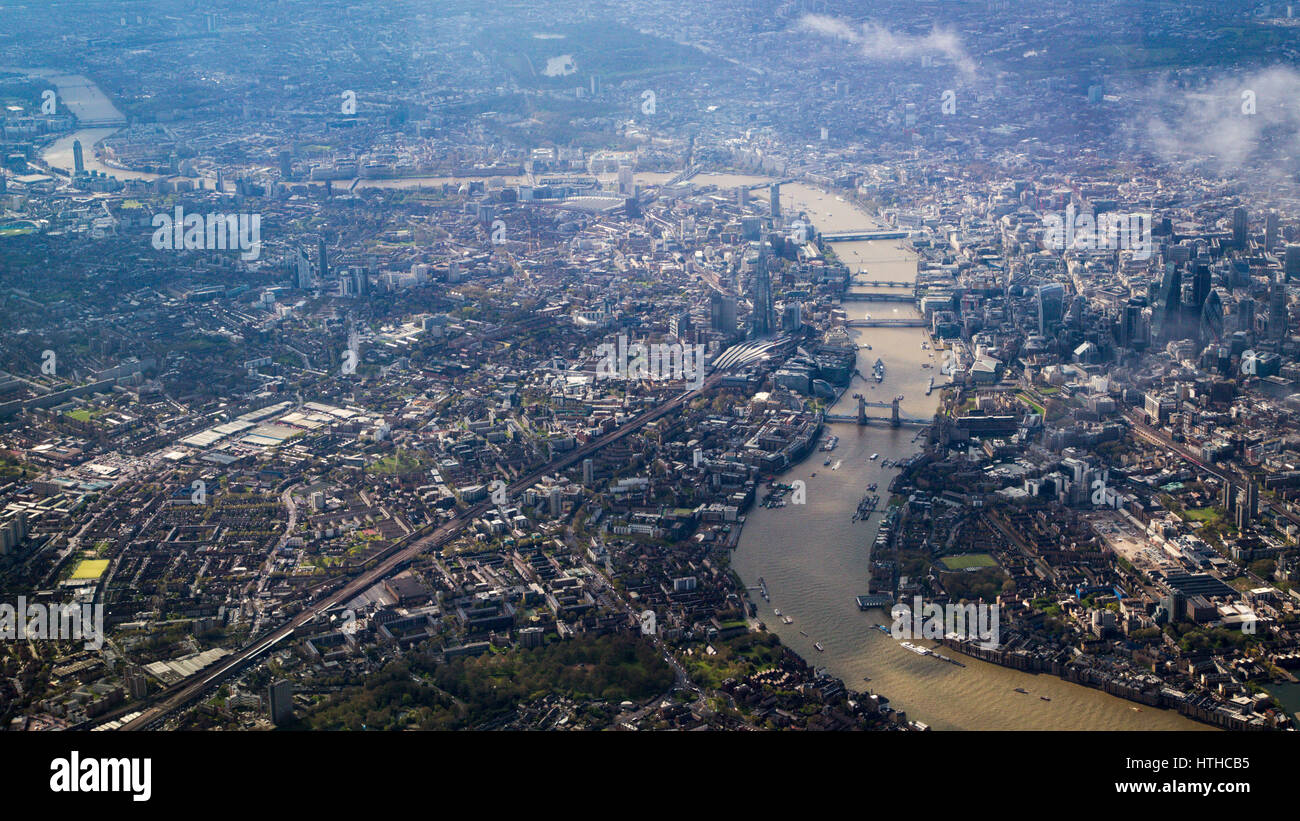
[1124,410,1300,531]
[106,374,720,730]
[249,483,302,635]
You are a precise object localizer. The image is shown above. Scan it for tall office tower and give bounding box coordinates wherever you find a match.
[582,458,593,485]
[1068,294,1086,329]
[1159,265,1183,337]
[318,237,329,282]
[1036,282,1065,334]
[751,254,774,336]
[295,246,313,289]
[769,182,781,219]
[72,140,84,175]
[279,150,292,180]
[1266,211,1279,250]
[268,679,294,726]
[1232,207,1248,247]
[1285,244,1300,280]
[1270,278,1288,339]
[1121,299,1147,349]
[783,300,803,331]
[710,289,737,334]
[1201,289,1224,341]
[590,75,600,96]
[354,268,369,297]
[1191,260,1211,313]
[1237,296,1256,336]
[0,172,7,195]
[736,186,749,210]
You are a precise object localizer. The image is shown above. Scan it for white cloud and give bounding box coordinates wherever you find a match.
[795,13,976,79]
[1138,66,1300,186]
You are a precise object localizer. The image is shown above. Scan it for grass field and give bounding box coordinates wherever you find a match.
[367,450,428,475]
[1016,392,1046,415]
[70,559,109,580]
[941,553,998,570]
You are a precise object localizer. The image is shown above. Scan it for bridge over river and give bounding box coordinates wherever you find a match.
[822,229,912,241]
[840,292,915,302]
[850,278,914,288]
[823,394,930,427]
[845,318,925,327]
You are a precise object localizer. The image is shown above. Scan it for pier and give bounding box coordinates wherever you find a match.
[856,594,894,610]
[852,493,881,522]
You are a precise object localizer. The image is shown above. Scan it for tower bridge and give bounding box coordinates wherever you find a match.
[822,395,928,427]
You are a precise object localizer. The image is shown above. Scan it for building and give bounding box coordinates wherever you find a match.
[125,666,149,700]
[1200,289,1224,341]
[751,254,774,337]
[1286,244,1300,280]
[710,289,737,335]
[318,237,329,282]
[1237,296,1256,336]
[294,246,313,290]
[268,679,293,726]
[1159,265,1183,337]
[1190,261,1211,317]
[1269,278,1288,340]
[1037,282,1065,335]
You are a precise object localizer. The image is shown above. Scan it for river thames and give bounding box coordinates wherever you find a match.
[720,174,1205,730]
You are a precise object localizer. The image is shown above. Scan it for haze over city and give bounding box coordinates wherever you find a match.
[1,5,1298,791]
